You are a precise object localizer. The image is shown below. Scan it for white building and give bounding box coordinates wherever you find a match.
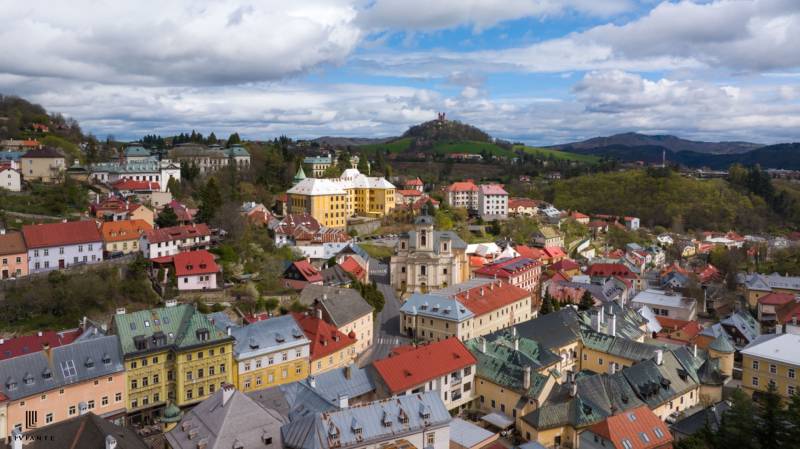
[477,184,508,220]
[631,289,697,321]
[140,224,211,259]
[90,158,180,193]
[445,181,479,210]
[0,168,21,192]
[21,221,104,273]
[174,250,219,291]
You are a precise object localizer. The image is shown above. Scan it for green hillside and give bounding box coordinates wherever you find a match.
[432,141,514,157]
[359,137,413,153]
[515,145,600,163]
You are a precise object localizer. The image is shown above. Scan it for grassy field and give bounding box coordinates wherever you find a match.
[359,137,413,154]
[431,141,515,158]
[357,242,395,259]
[515,145,600,163]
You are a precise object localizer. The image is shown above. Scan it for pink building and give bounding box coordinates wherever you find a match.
[0,231,27,279]
[0,335,126,439]
[174,250,220,291]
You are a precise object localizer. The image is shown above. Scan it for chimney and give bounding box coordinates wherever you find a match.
[570,382,578,398]
[115,307,126,315]
[10,429,22,449]
[511,327,517,337]
[599,307,605,325]
[610,313,617,337]
[523,366,531,390]
[609,363,616,375]
[79,401,88,415]
[316,308,323,320]
[338,394,349,409]
[309,376,316,388]
[226,326,232,336]
[344,365,352,380]
[105,435,118,449]
[514,338,519,351]
[693,344,698,358]
[481,338,487,354]
[222,384,235,406]
[655,349,664,366]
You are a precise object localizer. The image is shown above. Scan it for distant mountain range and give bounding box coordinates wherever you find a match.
[548,132,800,169]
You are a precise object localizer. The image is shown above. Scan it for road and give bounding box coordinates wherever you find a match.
[358,259,411,365]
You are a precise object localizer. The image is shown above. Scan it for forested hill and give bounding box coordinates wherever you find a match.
[0,94,84,143]
[401,116,492,143]
[552,132,761,155]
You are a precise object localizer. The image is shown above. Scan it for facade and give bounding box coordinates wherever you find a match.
[304,154,334,177]
[298,285,374,355]
[90,158,180,193]
[741,333,800,400]
[477,184,508,220]
[20,148,65,183]
[508,198,540,217]
[533,226,564,248]
[171,250,219,291]
[473,256,542,294]
[226,314,311,393]
[140,224,211,259]
[286,167,395,229]
[111,303,235,424]
[0,168,21,191]
[742,272,800,308]
[22,221,103,274]
[0,335,126,439]
[631,289,697,321]
[0,231,28,279]
[399,278,533,342]
[293,312,357,375]
[168,144,251,174]
[446,180,479,210]
[372,338,477,411]
[100,219,152,255]
[281,391,451,449]
[390,216,469,294]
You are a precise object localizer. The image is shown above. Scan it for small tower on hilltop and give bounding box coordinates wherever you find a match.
[437,112,446,123]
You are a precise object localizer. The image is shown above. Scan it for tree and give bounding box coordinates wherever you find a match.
[714,389,760,449]
[227,132,241,147]
[197,177,223,223]
[578,290,594,310]
[167,177,182,199]
[156,206,179,228]
[540,292,555,315]
[757,382,785,449]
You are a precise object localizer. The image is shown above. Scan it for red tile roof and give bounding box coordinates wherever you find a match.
[166,200,195,222]
[372,337,476,394]
[587,263,635,279]
[474,256,541,279]
[112,179,160,191]
[543,246,566,259]
[144,224,210,244]
[292,312,356,361]
[655,317,703,342]
[776,300,800,325]
[173,250,219,277]
[396,189,423,197]
[455,280,530,316]
[101,219,152,243]
[339,256,366,281]
[285,260,323,283]
[571,211,589,219]
[758,292,796,306]
[515,245,543,260]
[446,181,478,192]
[551,259,580,272]
[508,197,540,209]
[21,220,102,249]
[0,328,82,361]
[404,177,423,186]
[470,256,487,268]
[0,231,27,256]
[588,405,673,449]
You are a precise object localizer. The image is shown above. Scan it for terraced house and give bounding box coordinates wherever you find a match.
[225,314,311,392]
[111,303,234,424]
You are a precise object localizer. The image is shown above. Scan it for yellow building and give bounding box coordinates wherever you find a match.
[293,311,358,375]
[20,148,66,183]
[742,273,800,308]
[100,219,152,254]
[228,314,311,392]
[111,303,234,424]
[741,333,800,400]
[286,166,395,229]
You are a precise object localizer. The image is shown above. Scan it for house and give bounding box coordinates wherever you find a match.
[533,227,563,248]
[283,260,324,290]
[11,412,149,449]
[271,213,350,248]
[569,211,590,225]
[164,200,195,224]
[396,189,424,205]
[0,167,21,191]
[112,179,172,208]
[741,272,800,308]
[399,278,533,342]
[670,400,732,442]
[100,219,152,255]
[90,158,179,193]
[1,139,41,151]
[446,180,479,210]
[403,177,424,192]
[168,144,250,174]
[478,184,508,221]
[293,311,357,375]
[473,256,542,294]
[241,201,273,227]
[111,303,235,424]
[390,216,469,294]
[303,153,335,177]
[20,148,65,183]
[631,289,697,321]
[223,314,311,392]
[756,291,795,326]
[280,391,451,449]
[372,338,477,412]
[91,198,155,226]
[579,405,672,449]
[298,285,374,355]
[656,234,673,247]
[587,263,643,291]
[122,145,151,162]
[508,198,540,217]
[22,221,103,274]
[165,384,285,449]
[0,335,126,439]
[623,217,640,231]
[741,333,800,400]
[140,224,211,259]
[449,418,498,449]
[0,326,88,362]
[173,250,220,291]
[0,231,28,279]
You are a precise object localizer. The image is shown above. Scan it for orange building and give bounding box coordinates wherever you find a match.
[0,231,28,279]
[0,335,126,439]
[100,219,152,255]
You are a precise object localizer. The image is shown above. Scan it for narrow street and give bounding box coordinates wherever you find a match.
[358,260,411,365]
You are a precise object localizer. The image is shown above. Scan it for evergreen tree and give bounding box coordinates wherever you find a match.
[784,392,800,444]
[715,389,760,449]
[167,177,182,199]
[85,135,99,164]
[757,382,786,449]
[540,292,554,315]
[227,132,241,147]
[207,132,218,145]
[579,290,594,310]
[155,206,179,228]
[197,177,223,223]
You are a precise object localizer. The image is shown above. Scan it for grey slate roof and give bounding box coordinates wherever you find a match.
[18,412,149,449]
[283,364,376,420]
[622,350,700,409]
[400,292,474,322]
[402,229,467,252]
[227,314,310,360]
[0,335,123,401]
[449,418,496,448]
[720,310,760,343]
[299,285,374,328]
[579,328,662,362]
[281,391,451,449]
[165,387,286,449]
[513,308,582,351]
[671,400,732,438]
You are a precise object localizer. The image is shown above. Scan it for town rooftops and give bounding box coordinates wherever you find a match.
[0,335,123,401]
[21,147,64,158]
[21,220,102,249]
[397,189,423,197]
[112,179,160,191]
[404,177,423,186]
[450,418,497,449]
[101,219,152,243]
[0,328,83,361]
[434,278,530,316]
[21,412,149,449]
[757,291,796,306]
[743,272,800,292]
[474,256,541,279]
[587,263,635,279]
[292,312,356,362]
[113,304,231,356]
[400,293,473,322]
[0,230,27,255]
[632,289,693,309]
[227,314,310,359]
[144,223,210,244]
[298,284,373,328]
[447,180,479,192]
[585,405,672,449]
[479,184,508,195]
[173,250,219,277]
[373,337,476,394]
[741,333,800,366]
[281,391,450,449]
[513,307,582,351]
[124,145,150,157]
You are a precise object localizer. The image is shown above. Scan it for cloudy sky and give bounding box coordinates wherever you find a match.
[1,0,799,144]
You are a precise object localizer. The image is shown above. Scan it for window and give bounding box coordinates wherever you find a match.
[186,372,193,381]
[789,385,796,396]
[622,439,633,449]
[102,396,108,406]
[426,433,435,446]
[753,377,759,387]
[69,405,76,416]
[131,379,138,389]
[46,413,53,424]
[209,366,215,376]
[753,360,760,370]
[790,368,796,379]
[639,432,650,443]
[770,364,777,374]
[654,427,665,439]
[115,393,122,402]
[296,349,302,358]
[598,357,604,366]
[88,400,95,410]
[186,389,193,400]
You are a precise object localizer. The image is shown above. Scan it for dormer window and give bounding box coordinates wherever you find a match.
[42,368,52,379]
[196,328,210,341]
[23,372,34,385]
[102,354,112,365]
[85,357,94,368]
[6,377,17,390]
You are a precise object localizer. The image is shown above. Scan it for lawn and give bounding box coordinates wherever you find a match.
[514,145,600,163]
[357,242,395,260]
[359,137,413,154]
[432,141,516,158]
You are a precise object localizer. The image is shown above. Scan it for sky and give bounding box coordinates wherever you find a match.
[1,0,800,145]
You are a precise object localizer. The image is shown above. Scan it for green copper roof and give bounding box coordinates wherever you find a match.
[708,333,735,354]
[113,304,231,356]
[227,145,250,157]
[161,402,182,423]
[294,165,307,182]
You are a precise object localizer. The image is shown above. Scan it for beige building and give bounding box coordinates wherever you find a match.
[741,333,800,400]
[390,216,469,294]
[20,148,65,183]
[299,285,374,356]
